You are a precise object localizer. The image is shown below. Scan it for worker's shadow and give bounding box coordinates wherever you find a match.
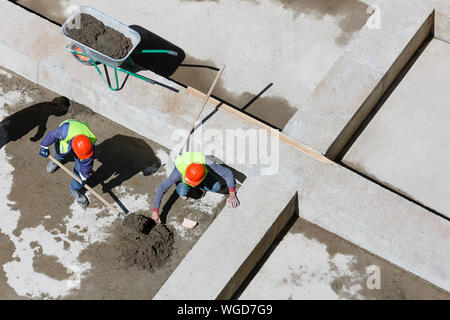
[0,97,70,150]
[125,25,186,77]
[88,134,161,193]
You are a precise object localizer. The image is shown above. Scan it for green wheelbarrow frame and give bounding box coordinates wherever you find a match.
[66,44,179,92]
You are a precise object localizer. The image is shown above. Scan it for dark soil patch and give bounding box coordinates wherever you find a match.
[66,13,133,59]
[122,212,155,234]
[120,214,174,271]
[32,254,72,281]
[120,212,174,270]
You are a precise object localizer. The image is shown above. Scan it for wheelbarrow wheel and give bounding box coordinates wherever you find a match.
[70,44,94,66]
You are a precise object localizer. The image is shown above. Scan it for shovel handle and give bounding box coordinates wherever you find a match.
[48,155,123,217]
[177,65,225,155]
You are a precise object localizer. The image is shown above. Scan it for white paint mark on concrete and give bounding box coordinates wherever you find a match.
[0,151,21,235]
[185,192,225,215]
[167,220,195,241]
[0,69,12,79]
[113,186,151,214]
[240,232,366,300]
[0,187,120,298]
[0,125,150,299]
[0,90,34,108]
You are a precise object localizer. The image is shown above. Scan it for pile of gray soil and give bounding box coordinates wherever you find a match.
[66,13,133,59]
[121,212,174,271]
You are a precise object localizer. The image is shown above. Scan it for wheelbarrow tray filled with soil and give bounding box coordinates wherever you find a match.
[61,6,141,67]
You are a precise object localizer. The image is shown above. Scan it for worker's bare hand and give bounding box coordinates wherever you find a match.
[151,210,161,224]
[227,192,240,208]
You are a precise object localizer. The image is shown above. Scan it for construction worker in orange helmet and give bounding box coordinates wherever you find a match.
[39,119,97,207]
[151,151,240,224]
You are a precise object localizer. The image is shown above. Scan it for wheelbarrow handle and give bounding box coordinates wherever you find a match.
[137,50,178,56]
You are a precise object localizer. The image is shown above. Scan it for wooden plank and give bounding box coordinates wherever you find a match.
[178,66,225,154]
[185,86,335,165]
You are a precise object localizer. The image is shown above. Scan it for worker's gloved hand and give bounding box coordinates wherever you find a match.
[227,192,240,208]
[39,146,49,158]
[151,208,161,224]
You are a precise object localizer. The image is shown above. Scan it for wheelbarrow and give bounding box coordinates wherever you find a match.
[61,6,179,92]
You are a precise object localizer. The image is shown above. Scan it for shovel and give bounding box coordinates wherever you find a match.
[48,154,126,218]
[47,155,162,235]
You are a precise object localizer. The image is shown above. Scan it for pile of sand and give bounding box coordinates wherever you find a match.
[121,212,174,271]
[67,13,133,59]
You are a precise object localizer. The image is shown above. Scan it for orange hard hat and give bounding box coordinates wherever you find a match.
[185,163,205,186]
[72,135,93,160]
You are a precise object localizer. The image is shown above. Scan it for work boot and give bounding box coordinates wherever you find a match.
[46,161,59,173]
[70,189,89,208]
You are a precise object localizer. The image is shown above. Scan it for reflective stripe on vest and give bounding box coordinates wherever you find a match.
[58,119,97,155]
[175,152,208,186]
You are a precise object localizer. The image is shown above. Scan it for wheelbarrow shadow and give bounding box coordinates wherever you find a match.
[124,25,186,78]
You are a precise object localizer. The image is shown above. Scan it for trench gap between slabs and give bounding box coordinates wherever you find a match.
[334,34,434,163]
[229,193,299,300]
[339,163,450,223]
[325,11,435,160]
[8,0,62,26]
[333,33,450,221]
[335,34,450,222]
[323,13,449,221]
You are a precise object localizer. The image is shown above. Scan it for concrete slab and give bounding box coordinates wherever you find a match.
[239,218,450,300]
[343,38,450,218]
[275,138,450,293]
[154,126,450,298]
[15,0,372,130]
[435,10,450,44]
[283,0,434,156]
[9,0,450,153]
[154,175,298,300]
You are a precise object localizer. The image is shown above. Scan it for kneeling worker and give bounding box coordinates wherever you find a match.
[39,119,96,207]
[152,152,240,223]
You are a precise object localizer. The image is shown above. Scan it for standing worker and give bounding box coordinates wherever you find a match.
[151,151,240,224]
[39,119,96,207]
